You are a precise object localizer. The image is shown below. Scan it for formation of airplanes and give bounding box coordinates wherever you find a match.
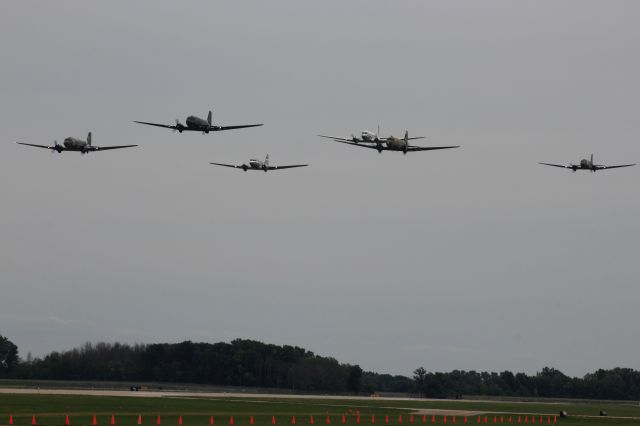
[14,111,636,175]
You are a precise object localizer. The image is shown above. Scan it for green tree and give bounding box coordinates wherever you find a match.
[413,367,427,397]
[0,334,19,374]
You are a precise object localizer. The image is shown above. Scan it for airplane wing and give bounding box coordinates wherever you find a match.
[133,121,180,130]
[324,139,382,148]
[539,162,570,168]
[93,145,138,151]
[16,142,65,150]
[317,134,364,143]
[216,124,263,131]
[267,164,308,170]
[596,164,636,170]
[210,162,243,169]
[406,145,460,151]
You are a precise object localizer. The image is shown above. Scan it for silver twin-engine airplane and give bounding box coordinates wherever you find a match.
[210,155,307,172]
[16,132,137,154]
[318,129,460,154]
[134,110,263,134]
[539,154,635,172]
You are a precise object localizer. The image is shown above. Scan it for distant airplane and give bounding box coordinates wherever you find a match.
[539,154,635,172]
[210,155,308,172]
[318,130,460,154]
[318,125,425,144]
[134,110,263,134]
[16,132,137,154]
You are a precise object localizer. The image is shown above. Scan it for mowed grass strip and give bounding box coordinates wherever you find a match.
[0,394,638,426]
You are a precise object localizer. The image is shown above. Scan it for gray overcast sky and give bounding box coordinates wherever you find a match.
[1,1,639,378]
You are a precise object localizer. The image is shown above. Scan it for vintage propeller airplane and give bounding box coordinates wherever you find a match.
[318,129,459,154]
[210,155,307,172]
[16,132,136,154]
[134,110,262,134]
[539,154,635,172]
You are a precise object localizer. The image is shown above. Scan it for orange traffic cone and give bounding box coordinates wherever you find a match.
[137,416,142,425]
[178,416,183,425]
[250,417,255,425]
[310,417,315,425]
[272,416,277,425]
[210,417,215,425]
[111,415,116,425]
[9,415,14,426]
[292,416,296,425]
[92,415,98,425]
[341,415,346,424]
[157,416,162,425]
[31,416,37,425]
[229,417,235,425]
[370,416,374,425]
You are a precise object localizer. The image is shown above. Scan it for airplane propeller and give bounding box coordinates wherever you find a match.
[173,119,185,133]
[51,141,63,153]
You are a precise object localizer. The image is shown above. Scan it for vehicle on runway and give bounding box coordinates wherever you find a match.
[319,130,459,154]
[134,110,263,134]
[210,155,307,172]
[16,132,137,154]
[539,154,635,172]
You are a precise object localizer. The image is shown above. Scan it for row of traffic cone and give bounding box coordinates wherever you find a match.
[5,415,558,425]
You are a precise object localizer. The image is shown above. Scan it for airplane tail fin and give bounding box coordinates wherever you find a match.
[87,132,92,146]
[207,110,212,126]
[377,124,380,139]
[591,153,594,164]
[404,130,409,144]
[265,154,269,167]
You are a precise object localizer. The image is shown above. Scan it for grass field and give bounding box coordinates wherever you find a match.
[1,392,639,426]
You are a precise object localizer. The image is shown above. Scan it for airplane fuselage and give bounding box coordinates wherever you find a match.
[384,137,408,151]
[248,159,264,169]
[62,137,92,152]
[240,161,266,171]
[361,131,377,142]
[186,115,210,130]
[569,159,596,171]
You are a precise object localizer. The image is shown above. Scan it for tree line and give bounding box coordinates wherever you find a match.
[2,334,640,399]
[0,336,363,393]
[412,366,640,400]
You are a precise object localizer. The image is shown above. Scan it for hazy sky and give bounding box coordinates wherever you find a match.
[1,1,639,378]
